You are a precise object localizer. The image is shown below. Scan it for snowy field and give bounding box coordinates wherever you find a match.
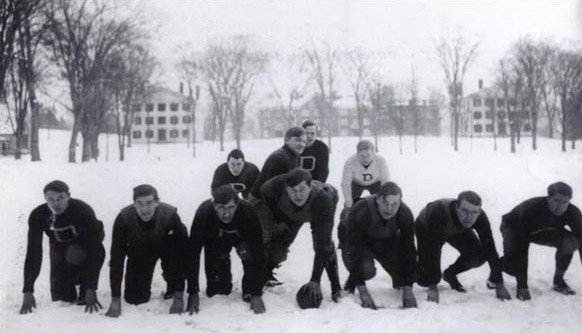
[1,129,581,333]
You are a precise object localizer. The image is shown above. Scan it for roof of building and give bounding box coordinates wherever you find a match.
[143,86,188,103]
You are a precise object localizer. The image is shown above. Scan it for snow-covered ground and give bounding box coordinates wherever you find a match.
[1,129,581,333]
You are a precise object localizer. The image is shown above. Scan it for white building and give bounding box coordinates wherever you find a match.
[131,87,194,143]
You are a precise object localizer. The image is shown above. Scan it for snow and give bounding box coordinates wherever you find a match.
[1,129,581,333]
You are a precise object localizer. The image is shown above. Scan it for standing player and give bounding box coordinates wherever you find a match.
[415,191,511,303]
[249,126,306,201]
[300,120,329,183]
[186,185,266,314]
[20,180,106,314]
[338,140,390,247]
[211,149,260,199]
[105,184,189,317]
[500,182,582,300]
[300,120,341,298]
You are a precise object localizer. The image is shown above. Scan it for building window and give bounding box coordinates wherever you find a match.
[170,103,179,111]
[145,116,154,125]
[132,104,142,112]
[145,130,154,138]
[485,111,493,119]
[473,98,482,107]
[158,103,166,112]
[158,116,166,124]
[145,104,154,112]
[170,116,179,124]
[183,103,191,111]
[486,124,494,132]
[170,129,179,138]
[498,122,507,135]
[132,131,142,139]
[182,129,189,137]
[473,112,482,120]
[134,117,142,125]
[183,115,192,124]
[474,124,482,133]
[498,111,506,119]
[497,98,505,107]
[158,129,166,141]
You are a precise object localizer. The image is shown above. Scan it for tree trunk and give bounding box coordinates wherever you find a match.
[561,97,567,152]
[531,109,538,150]
[68,119,80,163]
[30,100,40,161]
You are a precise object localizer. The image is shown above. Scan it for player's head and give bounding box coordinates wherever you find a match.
[455,191,482,228]
[356,140,374,165]
[44,180,71,215]
[285,168,312,207]
[227,149,245,176]
[133,184,160,222]
[547,182,572,216]
[375,182,402,220]
[302,120,318,147]
[284,126,307,155]
[212,185,240,223]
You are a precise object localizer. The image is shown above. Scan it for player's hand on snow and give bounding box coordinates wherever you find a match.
[187,293,200,314]
[84,289,102,314]
[19,292,36,314]
[169,292,184,314]
[516,288,531,301]
[402,286,417,308]
[250,296,266,314]
[304,282,323,305]
[105,297,122,317]
[427,285,439,303]
[495,283,511,300]
[356,285,377,310]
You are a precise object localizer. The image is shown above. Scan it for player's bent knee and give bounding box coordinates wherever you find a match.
[561,236,580,255]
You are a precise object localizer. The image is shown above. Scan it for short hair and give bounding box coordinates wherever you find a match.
[302,120,317,129]
[284,126,305,141]
[547,182,572,199]
[285,168,312,187]
[43,180,70,194]
[377,181,402,198]
[356,140,374,151]
[227,149,245,161]
[457,191,482,206]
[133,184,159,201]
[212,184,239,204]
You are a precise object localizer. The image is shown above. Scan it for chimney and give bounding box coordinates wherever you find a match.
[478,79,483,90]
[179,82,184,95]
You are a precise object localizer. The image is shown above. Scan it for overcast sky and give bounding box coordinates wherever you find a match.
[122,0,581,98]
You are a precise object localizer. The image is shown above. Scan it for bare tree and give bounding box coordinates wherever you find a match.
[510,38,553,150]
[550,46,582,151]
[267,53,309,128]
[409,64,421,153]
[305,42,339,151]
[43,0,138,162]
[342,47,375,139]
[0,0,25,101]
[435,34,480,151]
[201,35,267,151]
[176,45,201,156]
[496,58,518,153]
[3,0,46,161]
[107,41,156,161]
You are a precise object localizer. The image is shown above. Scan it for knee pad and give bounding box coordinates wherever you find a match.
[362,261,377,280]
[463,254,486,269]
[66,244,87,266]
[561,236,580,255]
[269,248,288,265]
